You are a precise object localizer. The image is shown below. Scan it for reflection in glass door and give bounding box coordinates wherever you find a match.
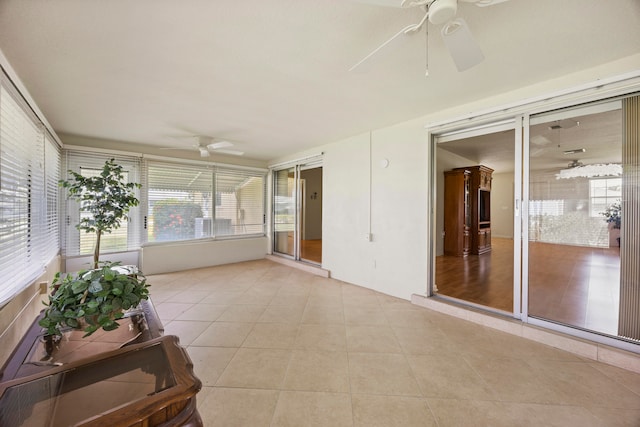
[527,101,626,337]
[273,163,323,265]
[299,166,323,264]
[273,168,295,257]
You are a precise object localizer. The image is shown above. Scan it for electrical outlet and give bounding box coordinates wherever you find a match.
[39,281,49,294]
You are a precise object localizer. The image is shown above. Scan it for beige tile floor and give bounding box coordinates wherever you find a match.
[148,259,640,427]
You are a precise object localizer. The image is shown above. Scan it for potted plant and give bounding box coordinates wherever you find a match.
[39,159,149,337]
[601,200,621,247]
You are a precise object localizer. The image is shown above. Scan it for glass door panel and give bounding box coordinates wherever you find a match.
[527,102,622,336]
[299,166,323,264]
[434,124,517,314]
[273,167,295,257]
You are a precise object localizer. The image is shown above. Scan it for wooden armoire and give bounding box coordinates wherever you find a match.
[443,165,493,256]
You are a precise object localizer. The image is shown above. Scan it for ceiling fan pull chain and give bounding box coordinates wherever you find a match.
[425,20,430,76]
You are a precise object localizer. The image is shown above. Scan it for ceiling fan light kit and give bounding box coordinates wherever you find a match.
[351,0,509,74]
[441,18,484,71]
[557,163,622,180]
[429,0,458,25]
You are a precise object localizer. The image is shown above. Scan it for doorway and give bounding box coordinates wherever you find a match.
[273,163,323,265]
[430,94,640,345]
[526,101,625,336]
[434,122,519,314]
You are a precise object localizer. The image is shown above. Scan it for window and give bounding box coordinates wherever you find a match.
[146,162,213,242]
[39,133,61,264]
[62,151,141,257]
[146,161,265,243]
[0,72,60,307]
[214,169,265,236]
[589,177,622,217]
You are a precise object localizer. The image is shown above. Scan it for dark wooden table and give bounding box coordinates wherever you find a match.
[0,300,203,426]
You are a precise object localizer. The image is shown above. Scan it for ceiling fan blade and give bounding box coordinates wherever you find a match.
[353,0,403,6]
[459,0,510,6]
[207,140,234,150]
[349,24,417,72]
[353,0,429,7]
[214,149,244,156]
[440,18,484,72]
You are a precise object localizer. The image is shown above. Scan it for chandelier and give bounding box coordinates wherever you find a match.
[556,163,622,179]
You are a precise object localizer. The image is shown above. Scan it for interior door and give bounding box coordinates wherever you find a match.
[525,101,625,336]
[273,162,323,264]
[273,167,295,258]
[433,119,522,316]
[298,165,322,264]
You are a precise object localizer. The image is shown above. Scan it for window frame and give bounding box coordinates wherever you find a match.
[588,177,622,218]
[143,159,267,245]
[0,72,61,308]
[61,151,142,259]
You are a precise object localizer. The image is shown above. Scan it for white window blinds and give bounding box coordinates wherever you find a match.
[43,134,61,262]
[145,160,265,243]
[62,151,142,257]
[0,72,60,307]
[215,168,266,236]
[146,162,213,242]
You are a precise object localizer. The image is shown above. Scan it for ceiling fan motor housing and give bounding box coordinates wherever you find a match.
[429,0,458,25]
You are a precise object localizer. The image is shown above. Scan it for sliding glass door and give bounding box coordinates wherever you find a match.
[526,96,640,342]
[430,92,640,347]
[272,160,323,265]
[433,120,522,315]
[273,167,295,258]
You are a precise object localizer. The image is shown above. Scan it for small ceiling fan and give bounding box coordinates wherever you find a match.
[351,0,509,74]
[160,136,244,157]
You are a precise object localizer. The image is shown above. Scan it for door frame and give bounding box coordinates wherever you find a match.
[429,117,524,319]
[271,158,323,265]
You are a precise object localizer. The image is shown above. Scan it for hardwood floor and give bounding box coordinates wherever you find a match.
[436,238,620,336]
[300,239,322,264]
[528,241,619,336]
[436,238,514,312]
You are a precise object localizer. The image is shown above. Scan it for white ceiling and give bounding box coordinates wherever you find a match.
[438,107,623,173]
[0,0,639,162]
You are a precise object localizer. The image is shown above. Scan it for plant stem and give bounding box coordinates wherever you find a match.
[80,288,89,304]
[94,230,101,269]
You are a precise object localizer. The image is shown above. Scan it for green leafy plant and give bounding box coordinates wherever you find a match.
[39,262,150,337]
[601,200,622,229]
[40,159,149,336]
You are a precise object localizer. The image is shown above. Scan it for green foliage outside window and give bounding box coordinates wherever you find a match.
[601,200,622,229]
[152,200,204,241]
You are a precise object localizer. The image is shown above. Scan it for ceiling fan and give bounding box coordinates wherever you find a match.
[160,136,244,157]
[350,0,510,74]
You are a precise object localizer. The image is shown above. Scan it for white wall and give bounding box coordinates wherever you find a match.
[323,120,429,299]
[65,251,139,273]
[491,172,515,239]
[301,167,323,240]
[275,55,640,301]
[0,256,61,367]
[140,237,268,274]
